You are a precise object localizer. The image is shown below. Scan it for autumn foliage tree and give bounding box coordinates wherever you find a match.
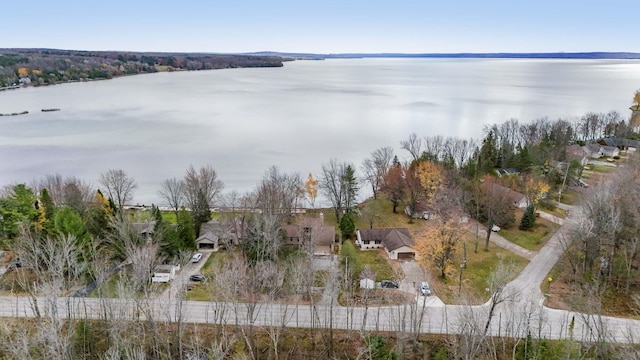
[304,172,318,208]
[416,218,463,278]
[382,162,404,213]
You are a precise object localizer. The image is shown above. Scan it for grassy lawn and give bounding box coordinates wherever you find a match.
[308,198,426,236]
[184,281,212,301]
[431,239,529,304]
[161,211,177,224]
[589,164,617,173]
[498,210,559,251]
[354,248,399,282]
[90,274,168,298]
[559,190,581,206]
[183,251,229,301]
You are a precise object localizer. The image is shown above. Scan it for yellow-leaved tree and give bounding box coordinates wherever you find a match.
[522,177,550,210]
[305,172,318,208]
[35,200,46,231]
[416,218,463,279]
[415,160,444,205]
[631,89,640,128]
[633,89,640,111]
[17,67,29,78]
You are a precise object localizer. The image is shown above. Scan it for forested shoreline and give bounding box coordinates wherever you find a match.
[0,48,288,88]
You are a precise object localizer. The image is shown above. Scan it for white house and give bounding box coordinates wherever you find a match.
[151,264,180,283]
[356,228,416,260]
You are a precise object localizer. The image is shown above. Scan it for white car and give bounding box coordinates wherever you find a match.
[191,252,203,263]
[491,224,501,232]
[420,281,432,296]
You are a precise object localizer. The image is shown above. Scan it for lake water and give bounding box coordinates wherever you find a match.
[1,58,640,205]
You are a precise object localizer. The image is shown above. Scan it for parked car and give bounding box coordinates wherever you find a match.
[420,281,432,296]
[491,224,501,232]
[191,253,203,263]
[5,258,22,271]
[577,178,589,188]
[381,280,399,289]
[189,274,206,282]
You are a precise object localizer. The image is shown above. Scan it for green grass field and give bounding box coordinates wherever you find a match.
[498,211,559,251]
[432,240,529,304]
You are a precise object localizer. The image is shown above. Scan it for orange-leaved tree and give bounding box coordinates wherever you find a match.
[305,172,318,208]
[416,218,464,279]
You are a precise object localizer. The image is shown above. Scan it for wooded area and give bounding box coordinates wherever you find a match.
[0,49,287,88]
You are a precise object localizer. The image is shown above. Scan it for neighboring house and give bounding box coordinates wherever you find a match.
[495,168,519,177]
[282,214,336,255]
[583,144,604,159]
[151,264,180,283]
[601,145,620,158]
[132,221,156,239]
[404,200,430,220]
[565,144,589,166]
[489,183,528,208]
[356,228,417,260]
[196,219,234,250]
[598,137,640,151]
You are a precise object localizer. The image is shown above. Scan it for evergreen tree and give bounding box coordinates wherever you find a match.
[341,164,359,211]
[39,188,56,230]
[85,190,114,238]
[519,205,536,230]
[54,206,87,239]
[150,204,181,257]
[0,184,39,239]
[514,144,532,171]
[177,208,196,250]
[339,212,356,238]
[478,131,499,174]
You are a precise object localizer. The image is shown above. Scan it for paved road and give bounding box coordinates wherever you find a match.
[2,204,640,343]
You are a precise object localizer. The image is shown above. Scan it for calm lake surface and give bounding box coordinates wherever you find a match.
[1,58,640,205]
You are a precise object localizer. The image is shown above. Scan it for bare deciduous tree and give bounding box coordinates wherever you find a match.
[159,177,184,216]
[400,132,422,161]
[255,166,304,219]
[361,146,394,200]
[319,159,357,223]
[98,169,137,217]
[183,164,224,236]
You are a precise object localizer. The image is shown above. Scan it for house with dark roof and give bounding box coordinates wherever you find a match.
[495,168,519,177]
[132,221,156,238]
[355,228,417,260]
[196,219,237,251]
[489,183,528,208]
[598,137,640,151]
[282,214,336,255]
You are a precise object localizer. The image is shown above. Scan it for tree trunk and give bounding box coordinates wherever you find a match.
[484,224,492,251]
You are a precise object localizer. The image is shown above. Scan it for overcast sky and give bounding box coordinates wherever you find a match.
[2,1,637,54]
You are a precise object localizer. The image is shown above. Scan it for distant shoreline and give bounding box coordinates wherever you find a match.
[248,51,640,60]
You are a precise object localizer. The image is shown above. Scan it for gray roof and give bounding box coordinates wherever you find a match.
[282,217,335,246]
[358,228,415,252]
